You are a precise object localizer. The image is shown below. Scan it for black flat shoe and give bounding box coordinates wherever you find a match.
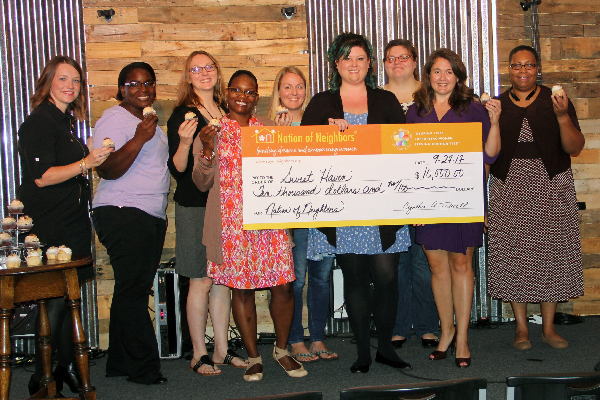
[421,338,439,348]
[391,338,407,348]
[375,352,412,369]
[350,363,370,373]
[595,361,600,372]
[152,376,168,384]
[53,363,82,393]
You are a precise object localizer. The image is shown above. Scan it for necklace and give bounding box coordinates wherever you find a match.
[198,102,224,120]
[510,85,537,102]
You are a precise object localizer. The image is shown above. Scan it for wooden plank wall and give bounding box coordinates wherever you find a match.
[84,0,600,348]
[496,0,600,316]
[83,0,309,349]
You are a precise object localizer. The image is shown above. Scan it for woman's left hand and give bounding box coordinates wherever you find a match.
[485,99,501,125]
[275,112,292,126]
[86,146,114,168]
[328,118,349,132]
[552,91,569,117]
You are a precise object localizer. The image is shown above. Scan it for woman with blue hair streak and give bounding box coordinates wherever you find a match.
[301,32,412,374]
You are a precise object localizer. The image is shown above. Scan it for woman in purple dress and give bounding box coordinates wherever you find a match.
[406,48,501,368]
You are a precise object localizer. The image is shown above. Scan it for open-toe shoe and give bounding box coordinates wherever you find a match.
[273,345,308,377]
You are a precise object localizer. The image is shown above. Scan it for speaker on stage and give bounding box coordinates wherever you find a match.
[340,378,487,400]
[154,266,182,359]
[506,371,600,400]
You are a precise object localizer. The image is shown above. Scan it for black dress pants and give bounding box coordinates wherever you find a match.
[92,206,167,384]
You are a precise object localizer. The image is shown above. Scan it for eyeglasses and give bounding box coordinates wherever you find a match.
[228,87,258,97]
[384,55,412,63]
[190,65,216,74]
[123,81,156,89]
[509,63,537,70]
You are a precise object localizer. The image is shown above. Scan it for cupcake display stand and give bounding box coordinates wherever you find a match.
[1,205,34,269]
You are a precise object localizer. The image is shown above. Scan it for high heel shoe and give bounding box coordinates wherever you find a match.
[375,352,412,369]
[455,356,471,368]
[429,332,456,361]
[53,362,82,393]
[243,356,263,382]
[273,345,308,378]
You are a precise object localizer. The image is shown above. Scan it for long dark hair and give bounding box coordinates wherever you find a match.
[116,62,156,101]
[31,55,87,120]
[327,32,377,91]
[413,48,474,116]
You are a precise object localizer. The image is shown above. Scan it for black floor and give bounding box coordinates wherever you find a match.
[7,316,600,400]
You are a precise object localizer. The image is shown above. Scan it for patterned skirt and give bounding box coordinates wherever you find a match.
[487,158,583,302]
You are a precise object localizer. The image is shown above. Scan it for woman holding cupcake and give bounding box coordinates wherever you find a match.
[192,70,306,382]
[167,51,247,375]
[267,66,338,363]
[17,55,112,395]
[92,62,170,385]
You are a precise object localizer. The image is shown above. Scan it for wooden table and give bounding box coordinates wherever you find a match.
[0,256,96,399]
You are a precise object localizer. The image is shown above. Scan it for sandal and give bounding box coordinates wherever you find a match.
[292,353,319,363]
[243,356,263,382]
[313,350,339,361]
[214,349,247,368]
[273,345,308,378]
[190,355,221,376]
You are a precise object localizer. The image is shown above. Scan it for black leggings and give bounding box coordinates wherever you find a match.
[336,253,400,363]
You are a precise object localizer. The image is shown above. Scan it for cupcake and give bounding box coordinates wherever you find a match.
[2,216,16,230]
[24,234,40,249]
[16,215,33,231]
[184,111,197,121]
[7,199,24,214]
[5,254,21,268]
[551,85,564,97]
[46,246,59,261]
[209,118,222,129]
[0,232,11,246]
[480,92,490,106]
[143,106,156,117]
[275,105,289,115]
[102,138,115,149]
[26,249,42,266]
[57,246,72,262]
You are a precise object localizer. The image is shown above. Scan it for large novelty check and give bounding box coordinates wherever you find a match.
[241,123,484,230]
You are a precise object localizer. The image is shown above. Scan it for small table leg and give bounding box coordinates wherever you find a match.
[67,298,95,398]
[37,300,56,398]
[0,308,12,400]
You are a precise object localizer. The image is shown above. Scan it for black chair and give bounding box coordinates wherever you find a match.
[506,371,600,400]
[339,378,487,399]
[224,392,323,400]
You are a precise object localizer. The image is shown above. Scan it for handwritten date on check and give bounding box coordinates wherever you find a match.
[240,123,485,230]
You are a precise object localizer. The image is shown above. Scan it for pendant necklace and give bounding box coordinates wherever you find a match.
[510,85,537,102]
[198,102,224,120]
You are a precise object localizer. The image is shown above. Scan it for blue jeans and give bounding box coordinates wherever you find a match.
[289,229,334,344]
[393,225,439,338]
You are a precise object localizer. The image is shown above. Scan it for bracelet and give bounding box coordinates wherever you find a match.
[201,151,215,162]
[79,158,87,176]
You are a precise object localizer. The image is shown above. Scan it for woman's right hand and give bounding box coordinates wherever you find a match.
[328,118,349,132]
[178,119,198,146]
[134,114,159,144]
[275,112,292,126]
[199,124,219,155]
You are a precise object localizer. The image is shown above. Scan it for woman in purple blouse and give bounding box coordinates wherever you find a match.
[406,48,501,368]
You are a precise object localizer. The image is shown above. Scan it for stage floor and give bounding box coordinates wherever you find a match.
[7,315,600,400]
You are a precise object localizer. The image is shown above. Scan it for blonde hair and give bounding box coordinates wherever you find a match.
[267,66,310,121]
[175,51,226,109]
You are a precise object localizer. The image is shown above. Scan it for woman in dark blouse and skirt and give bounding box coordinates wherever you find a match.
[406,48,501,368]
[17,55,112,395]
